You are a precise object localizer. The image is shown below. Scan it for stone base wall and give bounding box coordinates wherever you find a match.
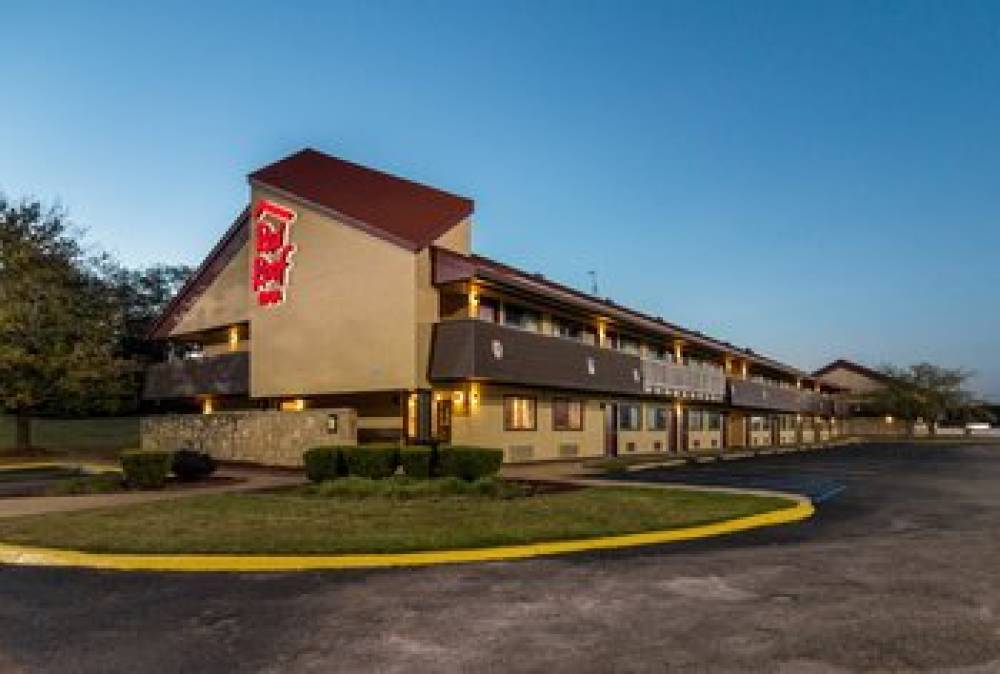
[140,409,358,467]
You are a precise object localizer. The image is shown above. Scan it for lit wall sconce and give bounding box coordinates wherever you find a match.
[452,389,466,415]
[885,415,894,424]
[673,342,684,362]
[202,398,214,415]
[281,398,306,412]
[228,325,240,351]
[597,321,607,348]
[469,383,481,411]
[468,284,479,317]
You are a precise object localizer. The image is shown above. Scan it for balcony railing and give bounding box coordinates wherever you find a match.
[430,320,643,395]
[729,379,803,413]
[143,352,249,400]
[641,358,726,401]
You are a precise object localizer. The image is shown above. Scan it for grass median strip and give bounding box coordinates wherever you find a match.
[0,483,794,556]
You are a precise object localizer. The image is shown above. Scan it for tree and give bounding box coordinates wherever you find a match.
[868,362,982,427]
[0,197,136,448]
[105,263,192,361]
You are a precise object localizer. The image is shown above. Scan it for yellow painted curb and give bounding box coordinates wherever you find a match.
[0,499,814,572]
[0,462,121,474]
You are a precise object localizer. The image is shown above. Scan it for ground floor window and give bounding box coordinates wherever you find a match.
[648,406,670,431]
[688,410,722,432]
[619,403,641,431]
[504,396,537,431]
[750,416,768,432]
[780,415,797,431]
[552,398,584,431]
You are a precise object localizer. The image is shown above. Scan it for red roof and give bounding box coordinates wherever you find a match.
[249,148,474,251]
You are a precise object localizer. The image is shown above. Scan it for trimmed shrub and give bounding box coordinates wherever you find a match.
[342,445,399,479]
[437,446,504,481]
[171,449,217,482]
[399,446,433,478]
[120,450,172,489]
[303,446,344,483]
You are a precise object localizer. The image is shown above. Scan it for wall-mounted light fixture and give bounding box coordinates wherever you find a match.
[280,398,306,412]
[228,325,240,351]
[202,398,214,415]
[468,283,480,318]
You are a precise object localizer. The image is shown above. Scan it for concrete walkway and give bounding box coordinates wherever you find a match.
[0,467,304,519]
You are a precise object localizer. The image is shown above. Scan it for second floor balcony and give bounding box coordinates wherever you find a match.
[429,320,728,400]
[143,351,249,400]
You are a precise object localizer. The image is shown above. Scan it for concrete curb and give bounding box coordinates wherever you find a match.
[0,462,121,474]
[0,492,814,573]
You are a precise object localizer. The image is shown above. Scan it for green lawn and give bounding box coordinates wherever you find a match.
[0,484,793,554]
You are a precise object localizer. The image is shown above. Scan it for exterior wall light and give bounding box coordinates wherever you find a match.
[228,325,240,351]
[202,398,214,415]
[468,284,479,318]
[885,415,894,424]
[281,398,306,412]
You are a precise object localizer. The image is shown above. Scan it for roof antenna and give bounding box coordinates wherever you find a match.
[587,270,600,296]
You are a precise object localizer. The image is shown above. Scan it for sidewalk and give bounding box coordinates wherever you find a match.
[0,467,304,519]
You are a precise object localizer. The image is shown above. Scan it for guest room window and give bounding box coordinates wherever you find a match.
[504,396,537,431]
[552,398,584,431]
[619,404,641,431]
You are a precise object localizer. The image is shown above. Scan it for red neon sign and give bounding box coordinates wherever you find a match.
[252,199,298,307]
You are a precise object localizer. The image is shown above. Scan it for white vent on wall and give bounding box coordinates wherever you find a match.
[508,445,534,461]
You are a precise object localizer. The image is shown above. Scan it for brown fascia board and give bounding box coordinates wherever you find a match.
[249,179,428,252]
[431,246,813,382]
[145,207,250,341]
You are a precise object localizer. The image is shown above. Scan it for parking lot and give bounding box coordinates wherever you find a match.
[1,442,999,673]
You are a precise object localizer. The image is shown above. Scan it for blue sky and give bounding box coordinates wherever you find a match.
[3,1,999,399]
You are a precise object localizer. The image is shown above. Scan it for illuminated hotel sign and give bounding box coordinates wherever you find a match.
[252,199,298,306]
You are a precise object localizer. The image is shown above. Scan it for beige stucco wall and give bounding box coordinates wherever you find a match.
[779,429,798,445]
[687,430,723,452]
[249,187,432,396]
[446,385,606,461]
[170,242,250,337]
[433,217,471,255]
[618,425,672,454]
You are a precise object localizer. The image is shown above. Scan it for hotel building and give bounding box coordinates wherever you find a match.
[143,148,848,464]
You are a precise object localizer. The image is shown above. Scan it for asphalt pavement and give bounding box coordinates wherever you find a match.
[1,442,998,673]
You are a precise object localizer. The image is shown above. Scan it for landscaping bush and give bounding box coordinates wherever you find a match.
[341,445,399,479]
[120,450,172,489]
[303,446,345,483]
[171,449,217,482]
[399,446,433,478]
[437,446,504,481]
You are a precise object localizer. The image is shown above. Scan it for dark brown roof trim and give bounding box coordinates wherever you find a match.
[249,148,473,252]
[146,207,250,340]
[249,179,428,252]
[431,246,821,384]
